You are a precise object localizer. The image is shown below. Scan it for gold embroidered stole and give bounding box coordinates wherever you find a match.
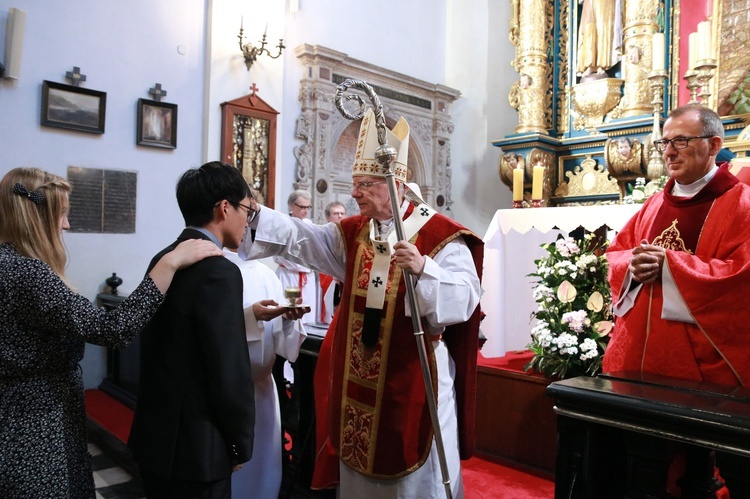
[331,205,457,479]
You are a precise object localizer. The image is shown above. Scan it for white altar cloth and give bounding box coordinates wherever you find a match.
[480,204,641,358]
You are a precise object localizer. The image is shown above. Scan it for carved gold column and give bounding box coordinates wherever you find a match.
[510,0,550,134]
[616,0,662,118]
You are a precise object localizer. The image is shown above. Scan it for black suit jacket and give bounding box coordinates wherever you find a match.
[129,228,255,482]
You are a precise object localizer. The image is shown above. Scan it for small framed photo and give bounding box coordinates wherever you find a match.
[41,80,106,134]
[137,98,177,149]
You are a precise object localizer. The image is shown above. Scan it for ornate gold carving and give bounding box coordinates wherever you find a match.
[726,122,750,157]
[543,2,555,130]
[498,152,527,187]
[528,149,556,199]
[604,137,646,177]
[669,0,682,112]
[571,78,624,131]
[512,0,551,134]
[613,1,662,118]
[717,0,750,115]
[554,157,619,197]
[510,0,520,46]
[604,136,648,197]
[557,0,570,135]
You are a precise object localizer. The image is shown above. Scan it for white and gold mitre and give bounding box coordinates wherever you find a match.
[352,108,409,183]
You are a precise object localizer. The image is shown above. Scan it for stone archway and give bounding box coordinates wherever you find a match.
[293,44,459,222]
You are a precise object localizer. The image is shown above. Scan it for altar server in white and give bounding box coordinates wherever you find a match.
[224,249,308,499]
[274,189,319,323]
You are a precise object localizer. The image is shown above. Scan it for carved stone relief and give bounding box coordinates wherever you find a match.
[294,44,460,222]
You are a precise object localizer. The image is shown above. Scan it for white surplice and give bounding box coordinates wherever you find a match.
[224,250,307,499]
[274,218,319,324]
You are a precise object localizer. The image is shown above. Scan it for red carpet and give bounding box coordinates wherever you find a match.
[462,453,554,498]
[85,389,133,443]
[85,386,555,497]
[477,349,542,376]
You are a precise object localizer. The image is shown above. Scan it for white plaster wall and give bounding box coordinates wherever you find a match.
[275,0,449,216]
[204,0,287,166]
[0,0,209,387]
[0,0,518,387]
[275,0,515,236]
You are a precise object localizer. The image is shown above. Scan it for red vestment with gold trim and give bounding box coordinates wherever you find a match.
[603,164,750,387]
[311,206,482,483]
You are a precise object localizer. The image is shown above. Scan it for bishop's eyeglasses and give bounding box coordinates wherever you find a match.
[653,135,714,153]
[350,180,387,192]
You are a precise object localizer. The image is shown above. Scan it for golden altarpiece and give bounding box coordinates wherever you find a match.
[496,0,750,205]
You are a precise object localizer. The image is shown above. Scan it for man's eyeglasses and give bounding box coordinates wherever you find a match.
[350,180,387,192]
[237,202,258,224]
[653,135,713,153]
[214,200,258,224]
[293,202,312,210]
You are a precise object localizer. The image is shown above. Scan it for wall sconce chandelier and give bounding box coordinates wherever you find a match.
[238,20,285,71]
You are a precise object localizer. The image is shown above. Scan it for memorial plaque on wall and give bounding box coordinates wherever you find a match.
[67,166,136,233]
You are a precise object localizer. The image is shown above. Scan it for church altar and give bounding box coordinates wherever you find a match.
[479,204,640,358]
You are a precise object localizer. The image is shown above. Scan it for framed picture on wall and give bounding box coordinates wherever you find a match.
[41,80,106,134]
[136,98,177,149]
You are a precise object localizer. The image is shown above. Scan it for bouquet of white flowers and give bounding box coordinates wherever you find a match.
[525,233,613,379]
[623,176,669,204]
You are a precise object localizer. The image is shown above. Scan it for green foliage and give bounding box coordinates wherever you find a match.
[525,233,613,379]
[728,73,750,115]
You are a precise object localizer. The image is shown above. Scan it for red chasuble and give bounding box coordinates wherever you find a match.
[603,164,750,387]
[311,205,483,482]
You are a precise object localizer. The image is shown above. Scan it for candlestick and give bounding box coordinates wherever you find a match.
[512,167,524,207]
[695,58,718,107]
[684,70,701,104]
[647,70,668,178]
[652,33,665,72]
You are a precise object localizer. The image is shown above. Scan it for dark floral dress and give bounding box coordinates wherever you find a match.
[0,243,164,498]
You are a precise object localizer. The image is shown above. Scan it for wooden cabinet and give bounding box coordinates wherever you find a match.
[547,372,750,498]
[220,93,278,209]
[276,334,336,498]
[474,364,557,474]
[97,293,139,408]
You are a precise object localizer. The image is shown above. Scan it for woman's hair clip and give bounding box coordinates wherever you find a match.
[12,183,46,204]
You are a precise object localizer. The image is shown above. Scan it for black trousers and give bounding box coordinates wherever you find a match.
[139,466,232,499]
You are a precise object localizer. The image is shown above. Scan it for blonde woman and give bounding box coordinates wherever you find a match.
[0,167,221,498]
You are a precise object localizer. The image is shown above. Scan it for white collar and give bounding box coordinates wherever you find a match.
[671,165,718,198]
[374,199,411,237]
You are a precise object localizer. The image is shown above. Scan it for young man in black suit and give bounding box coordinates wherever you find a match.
[129,161,259,498]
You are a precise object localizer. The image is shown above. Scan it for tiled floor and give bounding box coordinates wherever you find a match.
[86,429,322,499]
[89,441,144,499]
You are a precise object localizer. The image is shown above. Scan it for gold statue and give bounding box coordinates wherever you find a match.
[604,137,648,197]
[577,0,623,79]
[605,137,645,176]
